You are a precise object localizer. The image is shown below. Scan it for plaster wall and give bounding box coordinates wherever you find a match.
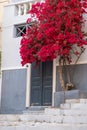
[0,0,9,50]
[2,4,30,69]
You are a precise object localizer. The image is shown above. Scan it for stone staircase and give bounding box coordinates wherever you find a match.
[1,99,87,130]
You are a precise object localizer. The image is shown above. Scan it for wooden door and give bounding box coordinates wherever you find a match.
[30,61,53,106]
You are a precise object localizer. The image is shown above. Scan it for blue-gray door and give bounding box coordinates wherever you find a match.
[31,61,53,106]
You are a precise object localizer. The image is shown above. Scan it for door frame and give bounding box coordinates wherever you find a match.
[25,59,57,108]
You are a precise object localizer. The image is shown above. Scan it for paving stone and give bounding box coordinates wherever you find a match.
[71,103,87,109]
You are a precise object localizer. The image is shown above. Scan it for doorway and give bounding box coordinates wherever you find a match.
[30,61,53,106]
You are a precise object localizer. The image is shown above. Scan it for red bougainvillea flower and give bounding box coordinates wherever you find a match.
[20,0,87,66]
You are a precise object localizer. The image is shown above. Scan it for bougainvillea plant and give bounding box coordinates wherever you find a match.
[20,0,87,91]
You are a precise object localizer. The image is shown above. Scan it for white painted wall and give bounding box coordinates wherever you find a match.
[2,4,30,70]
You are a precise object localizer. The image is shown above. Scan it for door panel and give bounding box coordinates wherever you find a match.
[31,63,42,106]
[31,61,53,106]
[42,61,52,105]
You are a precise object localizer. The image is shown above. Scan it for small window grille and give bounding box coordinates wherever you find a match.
[15,23,34,37]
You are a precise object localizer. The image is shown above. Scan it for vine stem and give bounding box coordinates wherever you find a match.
[59,58,65,91]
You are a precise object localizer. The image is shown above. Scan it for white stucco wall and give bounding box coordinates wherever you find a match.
[0,0,10,50]
[2,4,30,70]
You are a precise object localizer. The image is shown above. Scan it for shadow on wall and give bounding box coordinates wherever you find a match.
[56,64,87,92]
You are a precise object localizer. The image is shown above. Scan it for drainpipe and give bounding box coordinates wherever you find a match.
[52,59,56,107]
[26,64,31,108]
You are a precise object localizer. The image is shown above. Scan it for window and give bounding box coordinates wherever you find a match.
[14,22,34,37]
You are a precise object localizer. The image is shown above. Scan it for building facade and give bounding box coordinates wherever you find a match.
[0,0,87,114]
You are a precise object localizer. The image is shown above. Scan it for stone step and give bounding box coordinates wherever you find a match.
[1,113,87,124]
[1,98,87,129]
[45,108,61,115]
[45,108,87,116]
[54,90,87,107]
[0,115,63,123]
[17,115,87,124]
[66,99,87,103]
[1,114,87,126]
[62,109,87,116]
[28,106,47,111]
[71,103,87,109]
[63,116,87,124]
[23,110,44,115]
[60,103,71,109]
[23,111,44,115]
[65,99,80,103]
[23,106,48,114]
[80,99,87,103]
[60,103,87,109]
